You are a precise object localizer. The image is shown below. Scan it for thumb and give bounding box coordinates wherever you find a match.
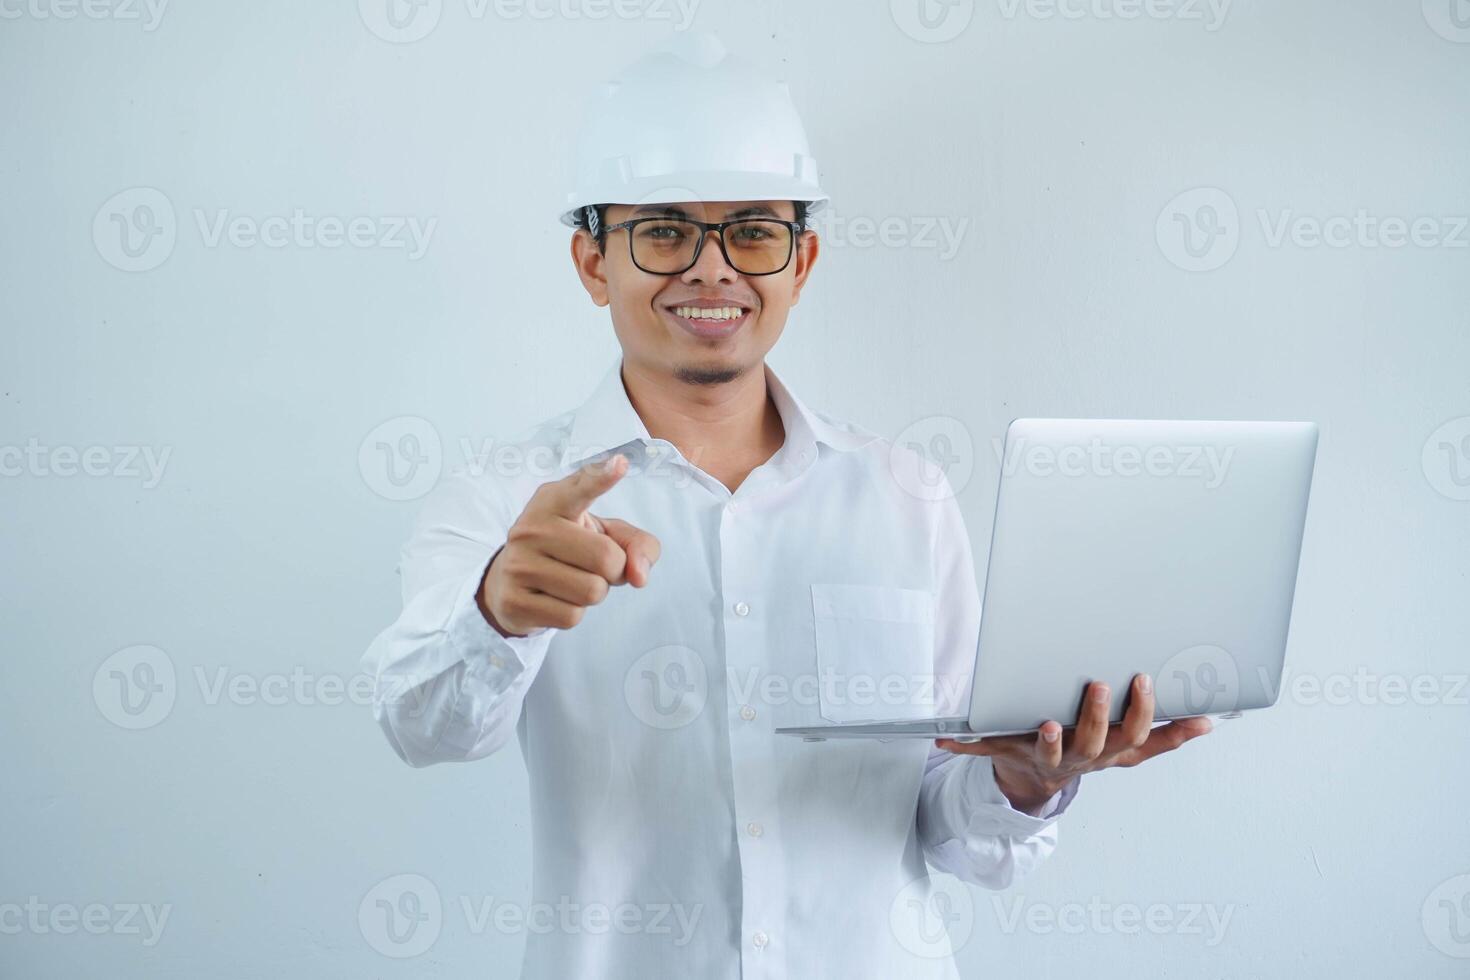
[596,517,661,587]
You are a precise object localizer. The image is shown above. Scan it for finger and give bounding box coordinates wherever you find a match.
[539,524,627,582]
[1115,716,1214,767]
[596,517,661,587]
[1175,715,1214,734]
[1068,681,1111,762]
[496,587,587,632]
[534,454,629,521]
[1036,721,1064,769]
[516,553,611,607]
[933,733,1031,758]
[1108,672,1155,758]
[934,737,991,756]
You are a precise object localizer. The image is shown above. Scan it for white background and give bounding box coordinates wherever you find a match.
[4,0,1469,976]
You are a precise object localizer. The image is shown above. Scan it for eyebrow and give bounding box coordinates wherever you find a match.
[630,203,783,220]
[725,205,780,219]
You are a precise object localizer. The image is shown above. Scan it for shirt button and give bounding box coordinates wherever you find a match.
[488,654,506,669]
[752,930,769,949]
[747,821,764,838]
[733,601,750,617]
[739,705,756,721]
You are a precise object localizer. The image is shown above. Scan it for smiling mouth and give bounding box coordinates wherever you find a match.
[669,304,749,321]
[664,303,753,338]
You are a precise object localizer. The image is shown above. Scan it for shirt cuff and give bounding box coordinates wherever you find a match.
[444,561,556,692]
[961,757,1081,838]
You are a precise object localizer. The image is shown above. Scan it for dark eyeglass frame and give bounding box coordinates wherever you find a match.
[601,215,802,276]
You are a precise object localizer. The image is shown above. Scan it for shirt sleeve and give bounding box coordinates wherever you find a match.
[359,468,556,767]
[912,464,1082,888]
[918,748,1082,888]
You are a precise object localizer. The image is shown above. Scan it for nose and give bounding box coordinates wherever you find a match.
[680,228,738,285]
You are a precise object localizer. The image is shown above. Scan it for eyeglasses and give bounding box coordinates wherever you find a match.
[602,215,800,276]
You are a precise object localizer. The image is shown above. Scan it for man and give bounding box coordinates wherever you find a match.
[361,33,1212,979]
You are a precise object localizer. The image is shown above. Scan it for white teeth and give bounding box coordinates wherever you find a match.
[675,306,744,320]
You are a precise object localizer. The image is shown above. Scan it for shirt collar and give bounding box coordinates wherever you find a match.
[559,358,876,472]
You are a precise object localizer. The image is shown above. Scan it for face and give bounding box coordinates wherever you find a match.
[571,200,820,387]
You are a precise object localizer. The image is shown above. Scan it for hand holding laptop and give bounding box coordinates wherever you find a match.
[936,673,1214,814]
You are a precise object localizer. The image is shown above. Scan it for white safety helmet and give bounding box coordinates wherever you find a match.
[559,32,828,227]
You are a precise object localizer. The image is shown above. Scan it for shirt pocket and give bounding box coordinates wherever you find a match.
[810,583,938,724]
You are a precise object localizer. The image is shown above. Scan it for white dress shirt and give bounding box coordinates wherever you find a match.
[361,357,1080,979]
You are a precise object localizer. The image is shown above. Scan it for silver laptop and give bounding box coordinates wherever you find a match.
[777,418,1319,741]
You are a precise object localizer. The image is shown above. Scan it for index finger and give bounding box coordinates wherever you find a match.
[934,733,1029,758]
[533,454,629,521]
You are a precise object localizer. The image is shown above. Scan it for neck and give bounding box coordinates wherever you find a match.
[619,358,786,492]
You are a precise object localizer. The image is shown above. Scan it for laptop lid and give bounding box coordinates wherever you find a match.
[966,418,1318,734]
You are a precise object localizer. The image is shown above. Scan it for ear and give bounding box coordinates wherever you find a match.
[571,228,610,307]
[787,228,820,307]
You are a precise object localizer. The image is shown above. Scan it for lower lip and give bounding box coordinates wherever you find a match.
[664,307,751,340]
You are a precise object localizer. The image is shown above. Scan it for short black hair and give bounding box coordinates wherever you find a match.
[576,200,811,253]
